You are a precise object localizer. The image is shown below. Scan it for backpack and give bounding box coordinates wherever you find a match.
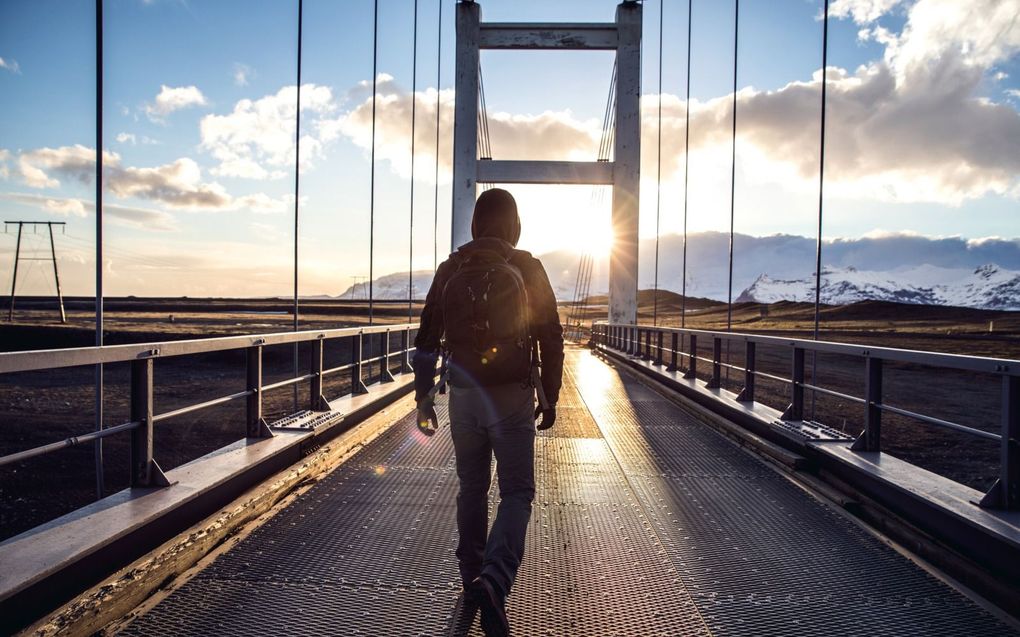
[441,244,533,387]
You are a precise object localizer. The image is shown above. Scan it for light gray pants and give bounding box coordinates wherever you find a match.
[448,382,535,597]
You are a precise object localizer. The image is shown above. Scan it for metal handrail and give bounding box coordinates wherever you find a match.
[0,323,406,374]
[0,324,419,485]
[592,321,1019,510]
[599,322,1020,376]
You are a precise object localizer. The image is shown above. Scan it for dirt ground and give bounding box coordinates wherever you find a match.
[2,293,1018,541]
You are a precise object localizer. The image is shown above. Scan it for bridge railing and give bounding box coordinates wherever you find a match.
[591,321,1019,511]
[0,323,418,488]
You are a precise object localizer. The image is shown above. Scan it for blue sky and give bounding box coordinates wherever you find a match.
[1,0,1018,298]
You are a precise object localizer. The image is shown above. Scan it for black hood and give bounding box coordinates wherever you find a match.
[471,188,520,246]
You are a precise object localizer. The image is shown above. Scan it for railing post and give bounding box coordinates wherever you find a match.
[401,327,414,373]
[246,344,273,438]
[310,336,330,411]
[851,357,883,451]
[380,330,396,383]
[783,346,806,421]
[666,332,678,371]
[684,334,697,379]
[737,341,756,402]
[641,329,650,361]
[130,358,171,488]
[706,337,722,389]
[655,331,664,366]
[628,326,637,356]
[351,332,369,394]
[980,375,1019,510]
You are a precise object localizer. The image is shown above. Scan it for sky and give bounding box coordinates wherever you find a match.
[0,0,1018,299]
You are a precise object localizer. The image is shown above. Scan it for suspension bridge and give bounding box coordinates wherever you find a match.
[1,1,1019,635]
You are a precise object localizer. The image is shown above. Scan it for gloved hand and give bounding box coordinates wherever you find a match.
[534,405,556,431]
[416,398,439,437]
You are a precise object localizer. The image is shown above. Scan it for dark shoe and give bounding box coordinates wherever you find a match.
[468,575,509,637]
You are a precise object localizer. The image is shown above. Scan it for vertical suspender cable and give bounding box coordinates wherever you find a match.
[812,0,830,420]
[726,0,738,334]
[368,0,379,325]
[680,0,692,329]
[652,0,664,327]
[726,0,739,383]
[433,0,443,272]
[94,0,105,499]
[409,0,418,320]
[293,0,303,409]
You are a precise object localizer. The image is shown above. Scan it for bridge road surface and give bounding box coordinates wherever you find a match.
[120,350,1016,636]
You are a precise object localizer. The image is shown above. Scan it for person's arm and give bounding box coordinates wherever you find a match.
[526,259,564,406]
[412,261,451,403]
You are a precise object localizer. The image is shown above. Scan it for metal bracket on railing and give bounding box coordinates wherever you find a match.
[351,333,370,395]
[979,375,1019,510]
[130,359,173,488]
[736,341,756,402]
[683,334,697,379]
[781,346,806,421]
[380,330,396,384]
[851,357,883,452]
[400,328,414,374]
[309,337,331,412]
[706,338,722,389]
[666,332,679,372]
[246,346,274,438]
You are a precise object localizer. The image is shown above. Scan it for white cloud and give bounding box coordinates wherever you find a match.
[0,191,177,231]
[145,84,208,122]
[0,57,21,74]
[7,144,289,213]
[830,0,907,24]
[200,83,335,179]
[233,63,254,87]
[116,132,136,145]
[0,149,9,179]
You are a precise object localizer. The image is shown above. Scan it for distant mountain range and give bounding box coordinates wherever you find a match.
[338,232,1020,311]
[737,264,1020,311]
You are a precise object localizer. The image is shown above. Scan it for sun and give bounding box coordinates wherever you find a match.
[571,221,614,256]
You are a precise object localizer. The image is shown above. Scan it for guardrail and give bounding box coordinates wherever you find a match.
[591,321,1019,511]
[0,323,418,488]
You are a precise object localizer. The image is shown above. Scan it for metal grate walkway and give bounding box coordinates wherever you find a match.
[120,351,1016,636]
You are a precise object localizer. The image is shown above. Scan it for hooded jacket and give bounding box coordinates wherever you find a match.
[413,190,564,405]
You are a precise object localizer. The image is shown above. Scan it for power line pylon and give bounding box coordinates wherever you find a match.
[5,220,67,323]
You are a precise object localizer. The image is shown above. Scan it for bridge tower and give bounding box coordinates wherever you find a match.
[452,0,642,324]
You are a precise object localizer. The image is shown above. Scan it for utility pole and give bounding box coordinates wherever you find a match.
[5,221,67,323]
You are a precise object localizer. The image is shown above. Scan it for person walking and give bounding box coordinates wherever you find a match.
[413,188,563,637]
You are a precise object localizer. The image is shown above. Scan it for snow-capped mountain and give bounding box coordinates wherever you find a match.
[339,270,435,300]
[737,264,1020,310]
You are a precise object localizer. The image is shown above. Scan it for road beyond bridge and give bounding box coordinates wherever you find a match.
[109,350,1015,636]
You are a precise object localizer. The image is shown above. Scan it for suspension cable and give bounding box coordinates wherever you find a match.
[652,0,664,326]
[409,0,418,321]
[433,0,443,272]
[293,0,304,410]
[726,0,739,335]
[368,0,379,325]
[814,0,829,341]
[812,0,831,420]
[680,0,692,329]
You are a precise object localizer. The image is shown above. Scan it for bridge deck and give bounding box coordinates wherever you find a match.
[120,351,1015,636]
